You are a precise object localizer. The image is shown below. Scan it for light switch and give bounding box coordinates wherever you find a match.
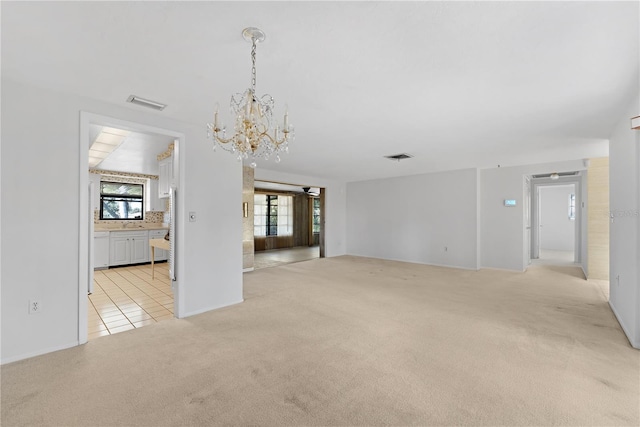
[189,211,196,222]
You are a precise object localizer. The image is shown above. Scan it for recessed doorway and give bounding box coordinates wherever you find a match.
[79,112,184,344]
[530,175,582,267]
[252,181,325,270]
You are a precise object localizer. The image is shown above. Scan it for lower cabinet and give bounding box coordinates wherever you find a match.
[109,231,149,266]
[94,232,110,269]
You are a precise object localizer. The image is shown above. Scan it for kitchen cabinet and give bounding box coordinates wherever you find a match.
[94,231,110,269]
[158,156,173,199]
[149,229,168,261]
[146,179,165,212]
[109,231,149,266]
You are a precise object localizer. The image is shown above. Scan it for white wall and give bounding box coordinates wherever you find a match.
[608,94,640,349]
[581,171,589,276]
[539,185,575,252]
[253,169,347,257]
[346,168,480,270]
[481,160,588,271]
[1,79,243,363]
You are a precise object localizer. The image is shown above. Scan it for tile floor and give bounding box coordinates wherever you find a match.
[88,262,174,340]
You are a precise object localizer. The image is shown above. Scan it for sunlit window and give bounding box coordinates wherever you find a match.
[100,182,144,220]
[568,193,575,220]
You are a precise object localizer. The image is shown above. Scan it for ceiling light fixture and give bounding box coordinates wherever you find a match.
[549,173,560,180]
[207,27,294,168]
[88,127,130,167]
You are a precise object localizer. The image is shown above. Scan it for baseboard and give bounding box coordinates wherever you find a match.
[347,254,480,271]
[609,301,640,349]
[481,266,526,273]
[243,267,254,273]
[1,340,79,365]
[181,298,244,318]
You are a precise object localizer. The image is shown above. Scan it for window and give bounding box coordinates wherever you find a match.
[254,194,293,237]
[568,193,575,220]
[312,198,321,233]
[100,182,144,220]
[267,195,278,236]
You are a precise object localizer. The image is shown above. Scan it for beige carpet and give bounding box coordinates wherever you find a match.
[2,256,639,426]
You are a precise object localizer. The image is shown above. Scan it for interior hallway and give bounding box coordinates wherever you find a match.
[532,249,577,267]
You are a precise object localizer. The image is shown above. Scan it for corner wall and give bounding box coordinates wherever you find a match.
[608,95,640,348]
[242,166,255,270]
[587,158,610,280]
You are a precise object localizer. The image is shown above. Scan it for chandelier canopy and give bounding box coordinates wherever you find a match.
[207,27,294,168]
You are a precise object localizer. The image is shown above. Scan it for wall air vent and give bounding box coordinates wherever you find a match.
[532,171,579,179]
[384,153,413,162]
[126,95,167,111]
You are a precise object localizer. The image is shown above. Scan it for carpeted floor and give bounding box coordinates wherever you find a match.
[2,256,639,426]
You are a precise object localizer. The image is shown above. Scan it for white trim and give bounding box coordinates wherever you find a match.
[480,266,526,273]
[182,299,244,318]
[243,267,255,273]
[347,254,481,272]
[609,301,640,349]
[1,341,79,366]
[530,176,583,266]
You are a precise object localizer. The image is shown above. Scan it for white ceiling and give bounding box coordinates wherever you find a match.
[89,124,175,176]
[2,2,638,182]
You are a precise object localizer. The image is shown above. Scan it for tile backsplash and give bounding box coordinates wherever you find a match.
[94,210,165,224]
[91,169,167,225]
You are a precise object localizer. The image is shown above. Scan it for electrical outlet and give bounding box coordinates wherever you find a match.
[29,299,42,314]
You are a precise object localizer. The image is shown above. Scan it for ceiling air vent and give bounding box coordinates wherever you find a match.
[126,95,167,111]
[384,153,413,162]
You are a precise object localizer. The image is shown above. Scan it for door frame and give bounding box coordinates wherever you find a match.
[530,176,583,264]
[78,112,186,344]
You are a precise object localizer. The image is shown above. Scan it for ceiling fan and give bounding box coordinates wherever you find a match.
[302,187,320,197]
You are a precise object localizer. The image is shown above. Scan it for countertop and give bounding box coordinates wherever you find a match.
[94,223,169,232]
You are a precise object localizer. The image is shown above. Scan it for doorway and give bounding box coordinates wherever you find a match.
[252,181,325,269]
[530,175,582,267]
[78,112,185,344]
[537,184,576,264]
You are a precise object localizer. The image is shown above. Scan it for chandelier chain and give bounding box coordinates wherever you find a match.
[250,38,257,92]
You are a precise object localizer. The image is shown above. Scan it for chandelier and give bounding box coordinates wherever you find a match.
[207,27,294,168]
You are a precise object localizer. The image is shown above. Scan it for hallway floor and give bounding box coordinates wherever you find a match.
[532,249,576,266]
[254,246,320,269]
[88,263,174,340]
